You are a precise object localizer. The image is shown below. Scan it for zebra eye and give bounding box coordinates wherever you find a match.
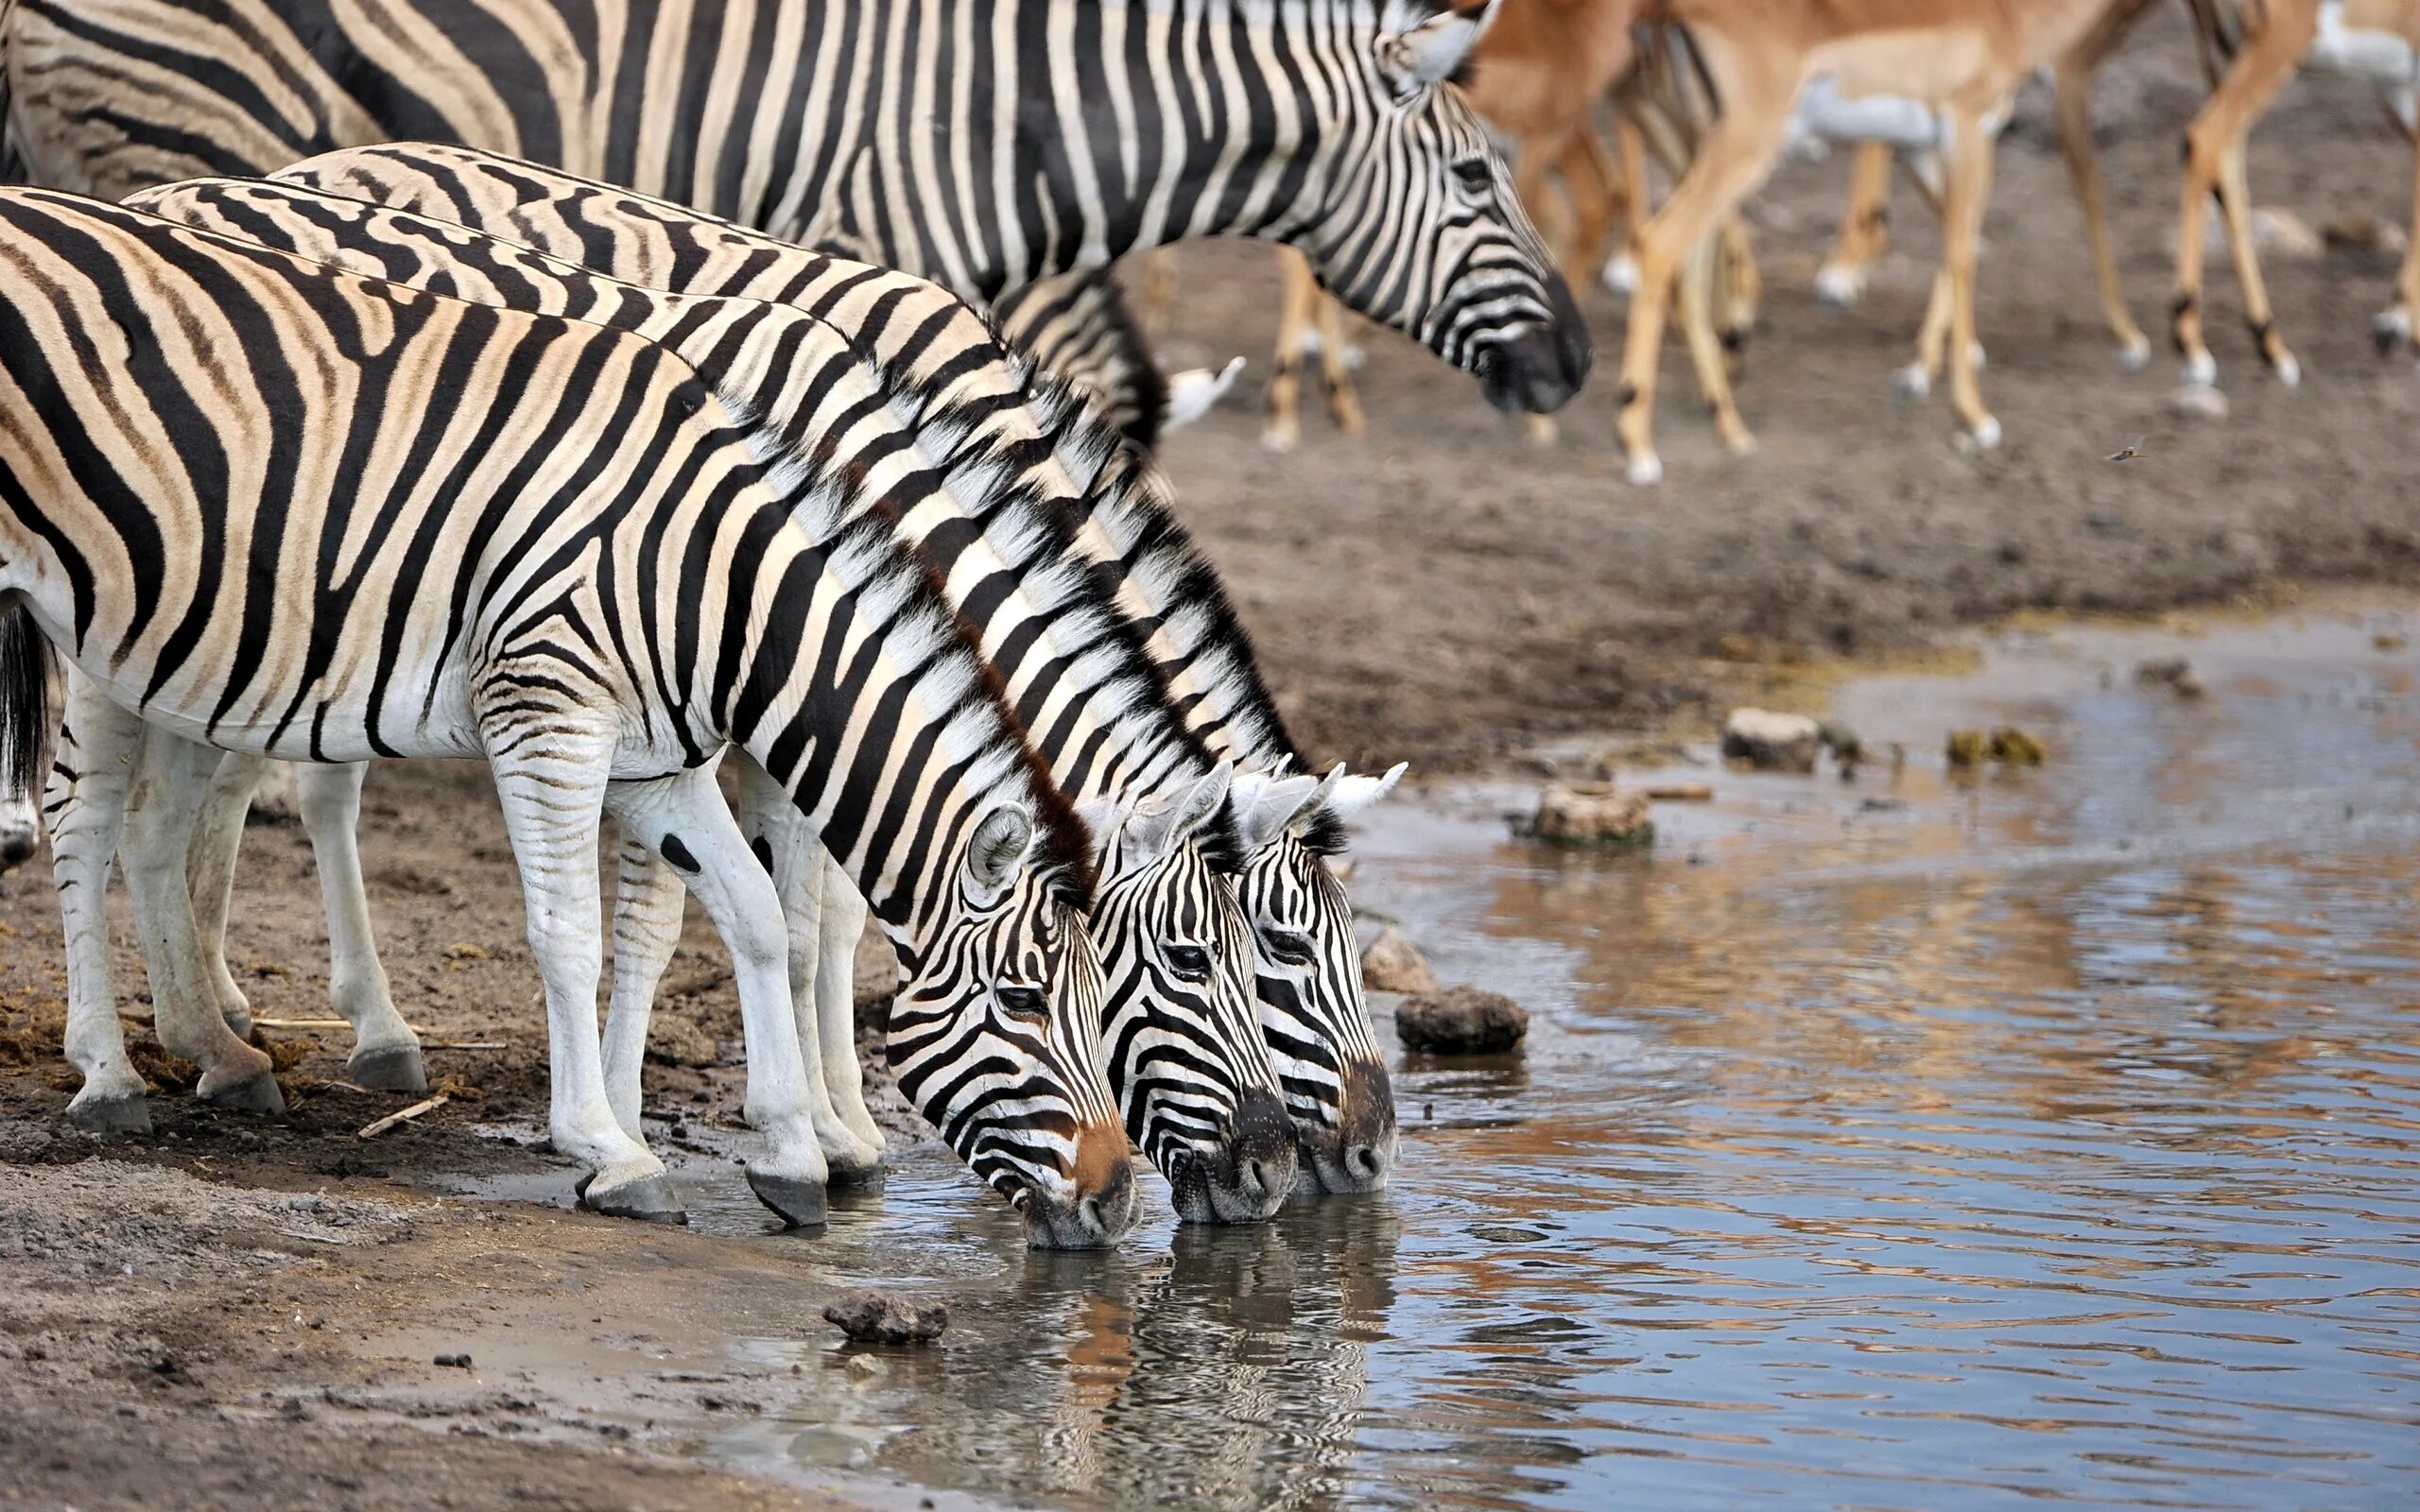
[1261,928,1317,966]
[995,985,1049,1022]
[1452,157,1494,196]
[1165,945,1214,982]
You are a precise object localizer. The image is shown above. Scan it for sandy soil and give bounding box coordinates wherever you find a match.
[4,10,2418,1504]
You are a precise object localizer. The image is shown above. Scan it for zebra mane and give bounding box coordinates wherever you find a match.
[728,394,1098,913]
[829,314,1251,872]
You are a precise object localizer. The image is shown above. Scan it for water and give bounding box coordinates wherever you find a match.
[693,608,2420,1510]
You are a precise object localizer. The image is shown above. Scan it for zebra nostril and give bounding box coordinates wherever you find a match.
[1349,1143,1386,1180]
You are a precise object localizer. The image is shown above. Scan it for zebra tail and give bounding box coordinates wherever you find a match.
[0,600,54,811]
[0,0,22,181]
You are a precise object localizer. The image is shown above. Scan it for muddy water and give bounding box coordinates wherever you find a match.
[616,610,2420,1510]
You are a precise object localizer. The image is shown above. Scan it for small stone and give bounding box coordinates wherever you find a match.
[2135,657,2206,698]
[1818,721,1863,764]
[2324,210,2408,257]
[1530,782,1653,849]
[1396,988,1529,1056]
[1986,727,2048,766]
[433,1353,473,1369]
[1945,730,1987,767]
[441,942,490,962]
[846,1353,885,1378]
[1359,925,1441,994]
[1720,709,1823,773]
[2375,630,2408,652]
[645,1014,718,1069]
[823,1294,948,1346]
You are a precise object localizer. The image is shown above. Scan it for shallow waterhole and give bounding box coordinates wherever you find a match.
[448,605,2420,1511]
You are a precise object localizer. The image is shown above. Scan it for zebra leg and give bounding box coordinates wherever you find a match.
[489,739,679,1222]
[295,763,424,1091]
[813,847,887,1160]
[602,828,686,1143]
[726,755,885,1183]
[609,764,835,1228]
[119,735,285,1112]
[49,683,150,1132]
[184,750,268,1040]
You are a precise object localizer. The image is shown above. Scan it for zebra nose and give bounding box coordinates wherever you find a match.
[1477,269,1593,416]
[1317,1057,1399,1194]
[1222,1090,1299,1219]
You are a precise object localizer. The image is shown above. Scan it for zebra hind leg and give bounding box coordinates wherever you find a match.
[294,762,425,1091]
[610,764,838,1228]
[48,685,152,1132]
[603,827,686,1143]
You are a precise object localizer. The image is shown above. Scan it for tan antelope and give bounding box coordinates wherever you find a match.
[1810,0,2166,375]
[1616,0,2121,486]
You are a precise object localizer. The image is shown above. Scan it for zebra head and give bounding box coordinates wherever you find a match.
[1231,763,1406,1194]
[1084,765,1299,1225]
[888,802,1139,1250]
[1291,0,1591,416]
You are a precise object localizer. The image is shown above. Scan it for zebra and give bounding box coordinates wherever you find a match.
[268,140,1409,1194]
[76,166,1309,1221]
[0,183,1139,1246]
[989,270,1245,447]
[0,605,41,878]
[3,0,1592,427]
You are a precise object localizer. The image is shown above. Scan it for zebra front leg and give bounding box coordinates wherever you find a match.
[610,764,833,1227]
[184,749,268,1039]
[813,847,887,1161]
[295,763,424,1091]
[489,738,679,1222]
[603,829,686,1142]
[48,684,149,1132]
[119,735,284,1112]
[727,755,884,1183]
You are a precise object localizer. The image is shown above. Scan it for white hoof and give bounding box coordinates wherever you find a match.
[2181,351,2218,387]
[1625,453,1665,487]
[1966,416,2004,451]
[2116,335,2152,373]
[1812,264,1866,309]
[2273,354,2302,388]
[1601,253,1639,297]
[1164,356,1245,432]
[1892,364,1932,404]
[1260,423,1300,455]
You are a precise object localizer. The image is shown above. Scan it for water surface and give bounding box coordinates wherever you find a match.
[704,608,2420,1511]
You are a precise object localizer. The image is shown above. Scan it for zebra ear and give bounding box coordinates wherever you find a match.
[1375,0,1496,96]
[964,802,1037,904]
[1125,765,1235,868]
[1326,761,1409,820]
[1231,768,1326,856]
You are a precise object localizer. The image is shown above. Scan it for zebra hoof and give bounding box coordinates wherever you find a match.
[199,1068,286,1115]
[67,1091,152,1136]
[745,1168,831,1229]
[578,1172,688,1225]
[823,1152,886,1191]
[347,1044,429,1094]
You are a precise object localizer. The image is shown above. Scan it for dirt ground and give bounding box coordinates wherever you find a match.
[5,10,2420,1507]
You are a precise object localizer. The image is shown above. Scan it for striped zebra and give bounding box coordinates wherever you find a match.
[0,184,1141,1246]
[273,140,1408,1194]
[990,270,1244,447]
[3,0,1591,424]
[73,164,1312,1221]
[0,604,41,875]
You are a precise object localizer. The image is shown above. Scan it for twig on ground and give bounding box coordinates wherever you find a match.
[357,1093,449,1140]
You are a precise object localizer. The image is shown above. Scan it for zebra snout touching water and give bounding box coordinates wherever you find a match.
[0,186,1138,1246]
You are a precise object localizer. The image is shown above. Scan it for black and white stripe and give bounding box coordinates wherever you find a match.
[5,0,1590,421]
[0,184,1135,1244]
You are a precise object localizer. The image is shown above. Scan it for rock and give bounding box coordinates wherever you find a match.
[645,1013,718,1069]
[1945,730,1987,767]
[2323,211,2407,258]
[1530,782,1653,848]
[1817,720,1863,764]
[2251,207,2323,261]
[1987,727,2048,766]
[1360,926,1441,994]
[2375,630,2408,652]
[822,1294,948,1346]
[1397,988,1530,1056]
[433,1353,473,1369]
[1720,709,1823,773]
[2135,657,2206,698]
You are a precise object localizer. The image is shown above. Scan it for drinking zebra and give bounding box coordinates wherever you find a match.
[51,165,1311,1221]
[0,184,1139,1246]
[256,139,1410,1194]
[3,0,1591,428]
